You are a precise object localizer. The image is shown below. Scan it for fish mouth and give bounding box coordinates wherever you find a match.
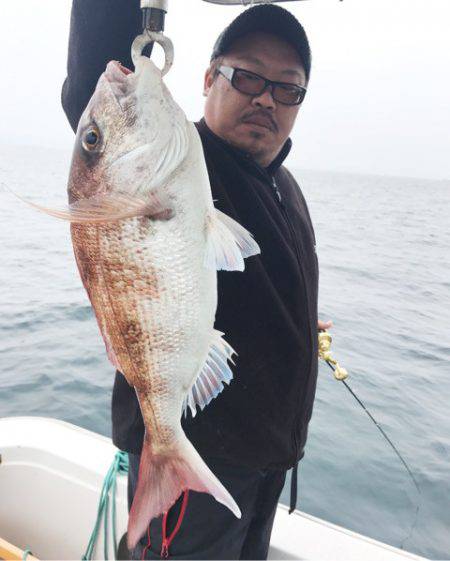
[117,62,133,76]
[106,60,133,78]
[104,60,134,88]
[103,61,136,112]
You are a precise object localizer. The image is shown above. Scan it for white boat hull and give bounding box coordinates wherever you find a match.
[0,417,426,560]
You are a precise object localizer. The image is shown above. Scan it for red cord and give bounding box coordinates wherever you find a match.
[160,490,190,559]
[141,524,151,560]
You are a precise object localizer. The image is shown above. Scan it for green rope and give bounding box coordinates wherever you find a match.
[22,549,32,561]
[82,450,129,560]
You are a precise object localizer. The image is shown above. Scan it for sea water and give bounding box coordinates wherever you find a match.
[0,145,449,559]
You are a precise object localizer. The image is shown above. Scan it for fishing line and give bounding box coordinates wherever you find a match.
[319,332,422,549]
[324,361,421,495]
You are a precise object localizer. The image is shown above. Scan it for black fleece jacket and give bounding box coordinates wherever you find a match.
[61,0,319,473]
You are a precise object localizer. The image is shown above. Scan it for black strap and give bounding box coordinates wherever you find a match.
[289,461,299,514]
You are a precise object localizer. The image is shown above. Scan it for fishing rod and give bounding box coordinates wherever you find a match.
[318,330,421,547]
[203,0,319,4]
[204,0,344,5]
[134,0,344,69]
[136,0,314,43]
[140,0,325,31]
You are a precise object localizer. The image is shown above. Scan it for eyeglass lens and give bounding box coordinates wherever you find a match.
[232,69,304,105]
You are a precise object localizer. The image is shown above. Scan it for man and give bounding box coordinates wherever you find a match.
[62,2,331,559]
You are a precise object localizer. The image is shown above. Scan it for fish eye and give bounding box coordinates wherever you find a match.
[82,126,101,151]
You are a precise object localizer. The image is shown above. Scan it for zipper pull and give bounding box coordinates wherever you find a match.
[271,177,282,203]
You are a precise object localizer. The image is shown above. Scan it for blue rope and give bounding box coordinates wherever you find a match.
[82,450,129,560]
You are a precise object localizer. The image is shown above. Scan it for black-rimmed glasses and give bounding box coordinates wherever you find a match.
[218,65,307,106]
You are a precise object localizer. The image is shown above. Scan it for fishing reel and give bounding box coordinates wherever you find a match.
[318,331,348,380]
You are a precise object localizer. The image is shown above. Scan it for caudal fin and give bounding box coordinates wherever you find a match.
[127,435,241,550]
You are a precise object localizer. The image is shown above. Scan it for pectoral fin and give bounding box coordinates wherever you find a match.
[8,188,173,223]
[204,208,261,271]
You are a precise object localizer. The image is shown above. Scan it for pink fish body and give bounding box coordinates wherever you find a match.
[59,57,260,549]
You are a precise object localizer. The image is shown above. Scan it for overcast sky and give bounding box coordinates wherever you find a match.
[0,0,449,180]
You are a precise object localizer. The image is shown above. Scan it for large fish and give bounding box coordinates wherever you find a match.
[46,56,260,548]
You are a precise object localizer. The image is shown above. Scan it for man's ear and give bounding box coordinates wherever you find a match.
[203,67,215,97]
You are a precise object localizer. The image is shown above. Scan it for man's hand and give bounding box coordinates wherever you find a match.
[318,319,333,331]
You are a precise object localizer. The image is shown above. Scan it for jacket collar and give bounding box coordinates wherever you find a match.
[195,118,292,175]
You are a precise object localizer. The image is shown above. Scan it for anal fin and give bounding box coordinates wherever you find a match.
[182,330,236,418]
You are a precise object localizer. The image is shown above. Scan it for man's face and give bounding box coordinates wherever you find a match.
[203,31,307,168]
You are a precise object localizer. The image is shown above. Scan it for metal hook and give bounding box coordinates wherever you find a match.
[131,31,174,76]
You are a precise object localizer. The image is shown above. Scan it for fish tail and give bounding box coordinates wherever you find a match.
[127,435,241,550]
